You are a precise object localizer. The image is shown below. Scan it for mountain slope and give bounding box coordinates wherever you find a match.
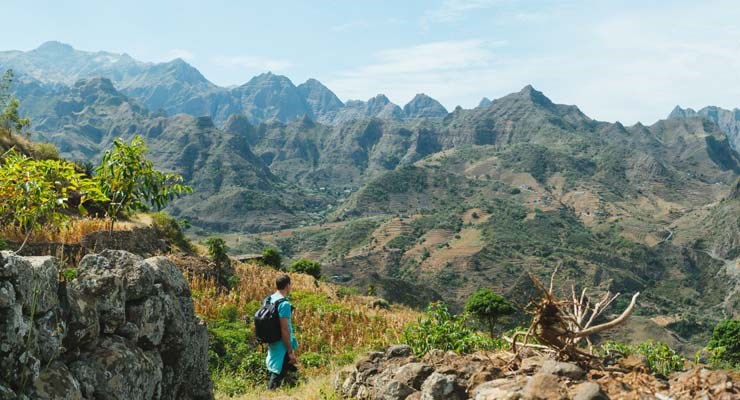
[26,77,323,231]
[669,105,740,152]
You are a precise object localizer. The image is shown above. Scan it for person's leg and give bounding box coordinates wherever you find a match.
[267,371,283,390]
[267,353,290,390]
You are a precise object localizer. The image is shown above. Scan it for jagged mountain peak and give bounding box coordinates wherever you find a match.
[34,41,75,53]
[297,78,344,121]
[478,97,492,107]
[403,93,447,118]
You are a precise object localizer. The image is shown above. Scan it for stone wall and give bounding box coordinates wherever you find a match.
[0,249,212,400]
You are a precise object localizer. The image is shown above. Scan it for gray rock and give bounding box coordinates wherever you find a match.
[0,281,15,308]
[540,360,586,380]
[75,254,126,333]
[386,344,412,359]
[26,257,59,315]
[420,373,465,400]
[125,287,166,348]
[0,251,16,277]
[63,286,99,349]
[146,256,190,296]
[375,379,416,400]
[394,362,433,390]
[572,382,609,400]
[523,373,563,400]
[70,335,163,400]
[31,362,83,400]
[99,250,154,300]
[4,253,33,313]
[33,310,65,364]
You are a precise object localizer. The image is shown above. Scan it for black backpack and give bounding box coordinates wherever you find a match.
[254,295,287,344]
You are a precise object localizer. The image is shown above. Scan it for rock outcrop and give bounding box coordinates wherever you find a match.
[0,250,212,400]
[336,345,739,399]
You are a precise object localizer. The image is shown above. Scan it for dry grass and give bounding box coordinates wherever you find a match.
[190,261,419,356]
[0,218,136,244]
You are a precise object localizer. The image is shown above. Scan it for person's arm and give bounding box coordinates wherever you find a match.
[280,317,296,364]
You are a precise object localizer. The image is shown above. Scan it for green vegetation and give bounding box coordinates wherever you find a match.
[706,320,740,368]
[465,288,516,337]
[289,259,322,279]
[205,237,229,282]
[0,70,30,135]
[0,150,106,243]
[96,135,192,230]
[261,247,282,270]
[403,303,505,357]
[151,212,192,251]
[600,341,685,375]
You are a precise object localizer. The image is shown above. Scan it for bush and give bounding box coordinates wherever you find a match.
[707,320,740,367]
[151,212,191,251]
[261,247,282,270]
[289,259,322,279]
[403,303,505,357]
[599,341,685,375]
[465,288,516,337]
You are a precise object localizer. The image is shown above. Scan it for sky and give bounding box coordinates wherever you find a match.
[2,0,740,124]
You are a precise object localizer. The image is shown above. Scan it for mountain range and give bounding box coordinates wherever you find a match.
[1,41,448,126]
[3,41,740,349]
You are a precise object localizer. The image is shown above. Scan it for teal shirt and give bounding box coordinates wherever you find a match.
[265,292,299,374]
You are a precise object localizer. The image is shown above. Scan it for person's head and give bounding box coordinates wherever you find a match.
[276,274,292,294]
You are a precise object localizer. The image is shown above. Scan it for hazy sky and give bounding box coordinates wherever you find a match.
[2,0,740,124]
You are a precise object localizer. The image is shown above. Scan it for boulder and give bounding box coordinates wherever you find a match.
[26,257,59,315]
[69,335,163,400]
[539,360,586,380]
[31,362,83,400]
[394,362,433,390]
[375,379,416,400]
[523,373,563,400]
[571,381,609,400]
[74,254,126,333]
[386,344,412,358]
[420,373,465,400]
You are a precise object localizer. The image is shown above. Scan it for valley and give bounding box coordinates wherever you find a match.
[3,41,740,353]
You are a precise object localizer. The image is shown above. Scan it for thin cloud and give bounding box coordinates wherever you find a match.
[421,0,503,27]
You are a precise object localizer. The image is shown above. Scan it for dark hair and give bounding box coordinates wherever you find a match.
[276,275,291,290]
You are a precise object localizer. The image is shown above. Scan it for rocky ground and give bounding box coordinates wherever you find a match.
[335,345,739,400]
[0,250,212,400]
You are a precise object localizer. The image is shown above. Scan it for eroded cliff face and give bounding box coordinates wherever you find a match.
[0,250,212,400]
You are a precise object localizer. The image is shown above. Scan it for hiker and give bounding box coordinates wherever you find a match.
[265,275,298,389]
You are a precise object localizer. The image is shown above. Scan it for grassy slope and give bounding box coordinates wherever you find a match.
[185,258,418,398]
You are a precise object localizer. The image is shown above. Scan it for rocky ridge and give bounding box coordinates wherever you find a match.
[0,250,211,400]
[336,345,739,400]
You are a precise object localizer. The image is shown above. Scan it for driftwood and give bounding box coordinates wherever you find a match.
[510,268,640,362]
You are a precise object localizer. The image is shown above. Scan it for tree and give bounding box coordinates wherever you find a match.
[707,320,740,367]
[465,288,516,337]
[0,70,30,135]
[261,248,282,270]
[205,237,228,282]
[289,259,321,279]
[95,136,192,230]
[0,150,106,250]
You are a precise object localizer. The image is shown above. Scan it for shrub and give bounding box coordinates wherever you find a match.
[510,188,521,195]
[151,212,191,251]
[261,247,282,270]
[403,303,504,357]
[0,150,106,241]
[96,136,192,230]
[465,288,516,337]
[289,259,322,279]
[707,320,740,367]
[599,341,685,375]
[299,351,329,368]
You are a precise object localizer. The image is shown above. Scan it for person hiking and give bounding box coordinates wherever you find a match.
[266,275,298,389]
